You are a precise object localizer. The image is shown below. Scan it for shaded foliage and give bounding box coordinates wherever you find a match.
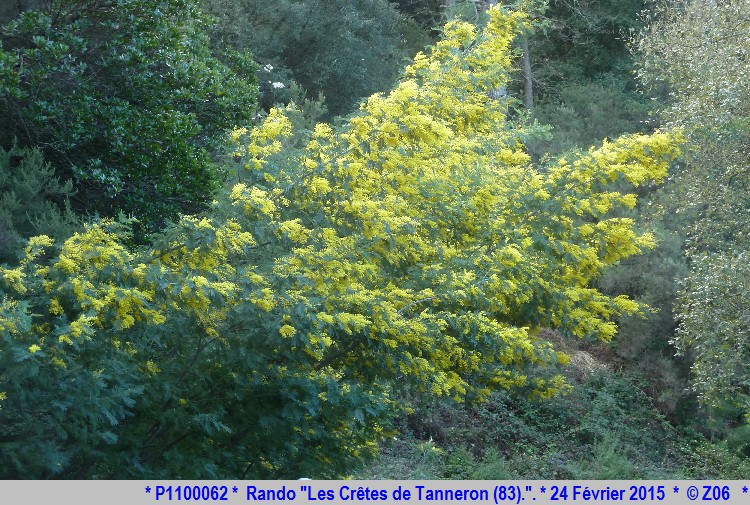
[361,357,683,479]
[204,0,430,117]
[529,0,651,156]
[0,145,80,265]
[0,0,258,232]
[638,0,750,426]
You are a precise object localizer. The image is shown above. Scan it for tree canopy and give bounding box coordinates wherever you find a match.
[638,0,750,421]
[0,0,258,231]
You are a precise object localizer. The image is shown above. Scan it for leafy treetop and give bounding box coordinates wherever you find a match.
[0,0,258,231]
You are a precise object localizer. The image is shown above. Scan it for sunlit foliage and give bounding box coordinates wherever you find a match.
[0,5,680,478]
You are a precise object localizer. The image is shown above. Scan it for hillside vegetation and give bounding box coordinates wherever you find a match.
[1,0,748,479]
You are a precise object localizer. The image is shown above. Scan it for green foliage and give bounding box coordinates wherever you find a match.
[467,448,516,480]
[532,78,652,156]
[362,364,684,479]
[0,0,258,231]
[0,145,80,265]
[205,0,430,117]
[597,218,690,417]
[638,0,750,137]
[443,0,487,24]
[391,0,445,33]
[674,436,750,479]
[676,254,750,413]
[537,0,645,83]
[567,433,641,479]
[526,0,650,156]
[638,0,750,424]
[358,435,445,479]
[0,6,681,478]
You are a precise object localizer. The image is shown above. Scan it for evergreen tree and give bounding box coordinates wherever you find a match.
[204,0,429,117]
[0,145,79,265]
[0,0,258,232]
[530,0,651,155]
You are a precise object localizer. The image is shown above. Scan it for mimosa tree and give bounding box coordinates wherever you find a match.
[0,5,680,478]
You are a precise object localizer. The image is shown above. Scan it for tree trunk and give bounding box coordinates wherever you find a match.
[521,35,534,111]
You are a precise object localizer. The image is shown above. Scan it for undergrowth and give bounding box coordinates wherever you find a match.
[358,345,750,479]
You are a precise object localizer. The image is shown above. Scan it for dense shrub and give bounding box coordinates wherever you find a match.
[0,0,258,231]
[0,145,79,265]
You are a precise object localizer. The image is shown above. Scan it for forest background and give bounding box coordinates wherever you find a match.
[1,0,749,479]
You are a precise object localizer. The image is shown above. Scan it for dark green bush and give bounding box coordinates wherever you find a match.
[0,0,258,232]
[0,145,79,264]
